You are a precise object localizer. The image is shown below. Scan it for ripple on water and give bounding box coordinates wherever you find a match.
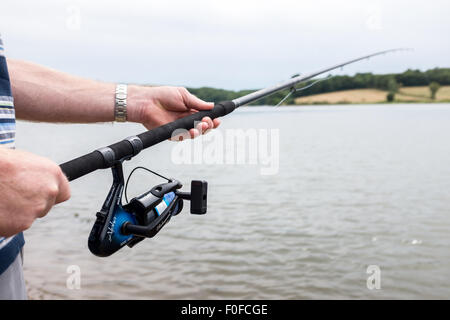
[20,105,450,299]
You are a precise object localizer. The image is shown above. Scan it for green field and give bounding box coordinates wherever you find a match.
[294,86,450,105]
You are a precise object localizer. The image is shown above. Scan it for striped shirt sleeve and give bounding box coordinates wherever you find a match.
[0,34,24,275]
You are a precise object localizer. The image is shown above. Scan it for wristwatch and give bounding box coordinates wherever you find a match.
[114,84,127,122]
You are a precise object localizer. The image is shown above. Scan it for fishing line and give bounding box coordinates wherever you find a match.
[124,166,170,203]
[275,74,336,107]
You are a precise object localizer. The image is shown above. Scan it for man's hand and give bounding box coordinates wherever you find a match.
[0,148,71,237]
[127,86,221,139]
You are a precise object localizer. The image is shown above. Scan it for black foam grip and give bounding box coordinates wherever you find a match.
[60,101,235,181]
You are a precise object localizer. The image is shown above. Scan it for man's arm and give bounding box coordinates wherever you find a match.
[7,59,220,136]
[0,59,221,237]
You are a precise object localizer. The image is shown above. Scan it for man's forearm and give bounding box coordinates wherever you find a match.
[8,59,125,123]
[6,58,220,134]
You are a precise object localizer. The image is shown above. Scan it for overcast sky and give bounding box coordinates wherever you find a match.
[1,0,449,90]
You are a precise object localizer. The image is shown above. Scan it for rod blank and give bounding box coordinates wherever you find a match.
[232,48,408,107]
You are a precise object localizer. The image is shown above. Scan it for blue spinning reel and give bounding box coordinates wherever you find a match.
[88,161,207,257]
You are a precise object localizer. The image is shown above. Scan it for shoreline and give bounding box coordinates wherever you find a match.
[291,100,450,106]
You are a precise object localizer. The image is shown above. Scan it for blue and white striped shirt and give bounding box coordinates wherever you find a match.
[0,34,25,275]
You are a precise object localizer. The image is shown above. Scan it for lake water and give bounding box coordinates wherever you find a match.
[17,104,450,299]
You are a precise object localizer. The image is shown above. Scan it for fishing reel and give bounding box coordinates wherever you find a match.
[88,161,207,257]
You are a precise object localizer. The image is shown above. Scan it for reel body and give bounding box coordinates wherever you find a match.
[88,162,207,257]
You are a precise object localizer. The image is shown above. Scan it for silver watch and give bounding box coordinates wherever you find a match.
[114,84,127,122]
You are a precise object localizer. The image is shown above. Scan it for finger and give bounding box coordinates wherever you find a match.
[56,173,71,204]
[212,118,221,128]
[170,129,191,142]
[190,121,206,138]
[197,121,208,134]
[201,117,214,134]
[202,117,214,131]
[189,128,201,139]
[168,117,207,141]
[183,89,214,111]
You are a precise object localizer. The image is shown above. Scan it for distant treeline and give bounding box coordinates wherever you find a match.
[187,68,450,105]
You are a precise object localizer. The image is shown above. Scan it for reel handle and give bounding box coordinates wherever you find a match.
[176,180,208,215]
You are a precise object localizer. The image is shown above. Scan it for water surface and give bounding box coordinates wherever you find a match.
[18,104,450,299]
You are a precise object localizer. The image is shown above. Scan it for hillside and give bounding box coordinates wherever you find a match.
[294,86,450,105]
[186,68,450,106]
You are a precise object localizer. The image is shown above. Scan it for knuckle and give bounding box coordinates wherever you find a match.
[20,217,33,231]
[178,87,189,96]
[46,185,59,199]
[49,163,61,176]
[61,189,71,202]
[33,201,49,217]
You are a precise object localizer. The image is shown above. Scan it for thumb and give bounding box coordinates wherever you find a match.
[185,92,214,111]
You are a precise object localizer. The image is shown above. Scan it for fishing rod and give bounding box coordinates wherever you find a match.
[59,48,407,257]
